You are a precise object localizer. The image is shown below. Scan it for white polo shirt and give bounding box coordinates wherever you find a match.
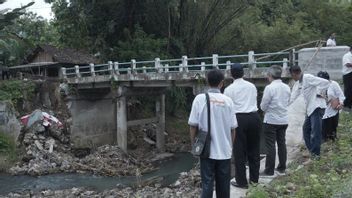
[326,38,336,47]
[224,78,258,113]
[292,74,330,116]
[260,79,291,125]
[188,89,238,160]
[342,51,352,75]
[323,80,345,119]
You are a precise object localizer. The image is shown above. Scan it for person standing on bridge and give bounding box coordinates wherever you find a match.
[189,69,237,198]
[260,65,291,176]
[290,66,330,159]
[326,33,337,47]
[342,47,352,110]
[224,63,261,189]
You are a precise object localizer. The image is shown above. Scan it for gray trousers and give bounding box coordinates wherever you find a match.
[263,123,288,174]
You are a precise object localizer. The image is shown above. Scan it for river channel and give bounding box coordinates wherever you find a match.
[0,153,196,195]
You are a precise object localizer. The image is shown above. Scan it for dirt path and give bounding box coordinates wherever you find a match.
[229,96,306,197]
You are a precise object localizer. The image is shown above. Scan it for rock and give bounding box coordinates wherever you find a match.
[34,140,44,150]
[0,101,21,141]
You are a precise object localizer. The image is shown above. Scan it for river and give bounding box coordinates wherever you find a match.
[0,152,196,195]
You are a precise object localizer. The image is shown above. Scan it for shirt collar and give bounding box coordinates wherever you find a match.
[272,79,282,83]
[208,88,221,93]
[233,78,244,83]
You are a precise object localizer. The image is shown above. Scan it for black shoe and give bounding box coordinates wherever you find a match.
[275,168,286,175]
[231,181,248,189]
[259,171,274,177]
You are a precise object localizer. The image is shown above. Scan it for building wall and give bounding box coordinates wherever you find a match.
[298,46,349,80]
[31,52,54,63]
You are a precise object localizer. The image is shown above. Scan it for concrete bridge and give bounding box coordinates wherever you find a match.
[63,46,348,152]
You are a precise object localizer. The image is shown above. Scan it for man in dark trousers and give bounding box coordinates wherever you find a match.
[224,63,262,189]
[189,69,237,198]
[260,65,291,175]
[342,46,352,109]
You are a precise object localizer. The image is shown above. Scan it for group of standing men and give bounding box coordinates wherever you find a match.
[189,51,350,197]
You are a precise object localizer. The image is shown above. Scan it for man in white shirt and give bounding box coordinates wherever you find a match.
[326,33,336,47]
[224,63,261,189]
[189,69,237,198]
[260,65,291,175]
[342,47,352,109]
[317,71,345,141]
[290,66,330,158]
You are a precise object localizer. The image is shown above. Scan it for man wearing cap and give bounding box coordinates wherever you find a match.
[342,47,352,109]
[224,63,261,189]
[290,66,330,158]
[260,65,291,176]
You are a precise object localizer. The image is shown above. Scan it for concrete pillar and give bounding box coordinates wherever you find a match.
[201,62,206,71]
[75,65,81,78]
[248,51,256,77]
[108,61,113,76]
[156,94,165,152]
[116,96,128,152]
[226,61,231,70]
[165,64,169,73]
[212,54,219,69]
[182,55,188,72]
[61,67,67,79]
[114,62,120,75]
[179,64,183,72]
[90,63,95,77]
[155,58,161,73]
[131,59,136,74]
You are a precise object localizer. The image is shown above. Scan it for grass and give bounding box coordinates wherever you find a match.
[0,132,19,172]
[247,112,352,198]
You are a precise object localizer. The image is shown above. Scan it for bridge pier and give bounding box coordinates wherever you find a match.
[116,96,128,152]
[156,94,165,152]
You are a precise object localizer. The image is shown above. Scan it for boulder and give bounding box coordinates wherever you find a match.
[0,101,21,141]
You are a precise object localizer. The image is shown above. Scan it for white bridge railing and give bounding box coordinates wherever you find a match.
[62,50,298,79]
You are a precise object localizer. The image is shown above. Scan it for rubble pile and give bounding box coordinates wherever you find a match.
[10,121,74,176]
[10,117,152,176]
[73,145,154,176]
[3,167,201,198]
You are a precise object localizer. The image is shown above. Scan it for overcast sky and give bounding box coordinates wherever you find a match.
[0,0,53,20]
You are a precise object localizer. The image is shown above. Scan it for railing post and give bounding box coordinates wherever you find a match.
[127,68,132,75]
[61,67,67,79]
[155,58,161,73]
[114,62,120,75]
[283,58,288,76]
[226,61,231,70]
[143,66,147,74]
[289,49,296,67]
[165,64,169,73]
[131,59,136,74]
[182,55,188,72]
[212,54,219,69]
[90,63,95,77]
[75,65,81,78]
[248,51,256,77]
[108,61,113,76]
[201,62,206,71]
[179,64,183,72]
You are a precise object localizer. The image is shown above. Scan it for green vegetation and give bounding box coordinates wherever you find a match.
[0,132,18,172]
[2,0,352,67]
[247,112,352,198]
[0,80,35,107]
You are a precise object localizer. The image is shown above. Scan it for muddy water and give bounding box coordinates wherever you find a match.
[0,153,197,195]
